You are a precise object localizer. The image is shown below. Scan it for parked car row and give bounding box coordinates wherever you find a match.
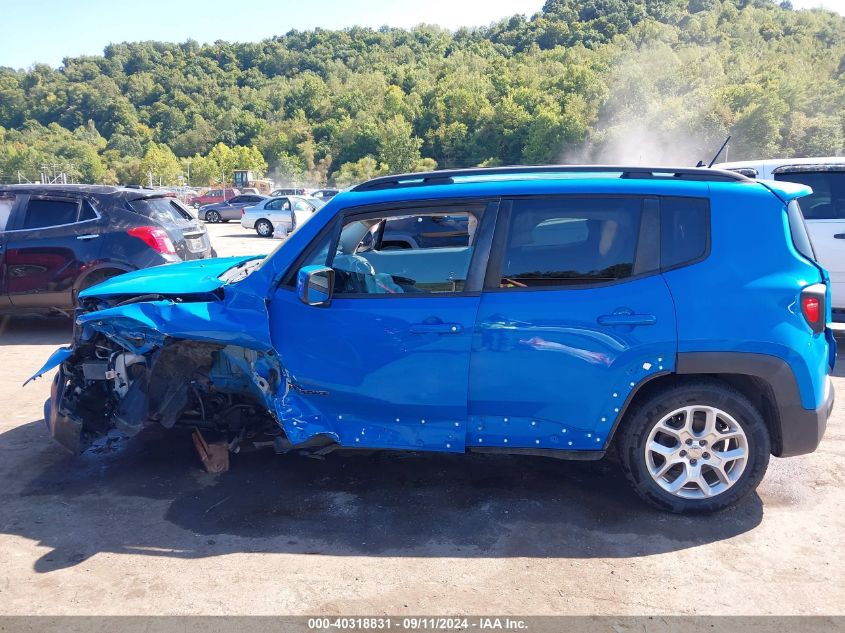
[189,187,339,210]
[240,196,324,237]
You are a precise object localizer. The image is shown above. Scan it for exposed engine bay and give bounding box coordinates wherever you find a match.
[38,282,338,464]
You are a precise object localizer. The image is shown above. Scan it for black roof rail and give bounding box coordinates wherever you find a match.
[350,164,751,192]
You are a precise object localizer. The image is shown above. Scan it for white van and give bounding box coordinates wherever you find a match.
[718,157,845,314]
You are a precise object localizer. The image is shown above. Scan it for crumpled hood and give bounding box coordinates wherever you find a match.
[79,255,262,298]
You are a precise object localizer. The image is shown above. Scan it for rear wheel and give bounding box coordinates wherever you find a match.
[255,219,273,237]
[206,210,221,223]
[617,380,770,513]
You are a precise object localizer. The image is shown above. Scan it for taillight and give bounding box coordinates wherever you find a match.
[800,283,827,334]
[127,226,176,255]
[803,296,820,324]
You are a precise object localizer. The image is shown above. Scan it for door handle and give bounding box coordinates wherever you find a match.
[409,323,463,334]
[77,234,100,240]
[834,234,845,240]
[597,313,657,327]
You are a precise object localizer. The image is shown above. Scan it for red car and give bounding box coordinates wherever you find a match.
[188,188,239,208]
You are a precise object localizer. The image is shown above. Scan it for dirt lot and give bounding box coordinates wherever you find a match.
[1,222,844,615]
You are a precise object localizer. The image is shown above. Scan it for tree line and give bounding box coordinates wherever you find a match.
[0,0,843,187]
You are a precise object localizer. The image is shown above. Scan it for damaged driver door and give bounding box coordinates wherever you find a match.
[268,201,497,453]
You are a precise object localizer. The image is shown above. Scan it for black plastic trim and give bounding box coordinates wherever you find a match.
[351,165,750,192]
[675,352,831,458]
[469,447,605,461]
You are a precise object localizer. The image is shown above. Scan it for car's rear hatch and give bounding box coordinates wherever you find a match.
[127,195,213,260]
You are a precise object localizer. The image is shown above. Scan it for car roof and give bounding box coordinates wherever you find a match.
[331,165,792,207]
[0,183,182,203]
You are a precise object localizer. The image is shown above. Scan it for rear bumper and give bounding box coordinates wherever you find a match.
[779,375,834,457]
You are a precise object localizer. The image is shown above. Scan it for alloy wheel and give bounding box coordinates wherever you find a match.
[644,405,749,499]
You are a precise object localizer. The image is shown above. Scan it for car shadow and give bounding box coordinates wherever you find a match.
[1,419,764,573]
[0,315,73,345]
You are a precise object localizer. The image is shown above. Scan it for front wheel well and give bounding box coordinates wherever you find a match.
[613,372,782,456]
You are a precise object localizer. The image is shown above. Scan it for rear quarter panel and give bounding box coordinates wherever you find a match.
[663,182,829,409]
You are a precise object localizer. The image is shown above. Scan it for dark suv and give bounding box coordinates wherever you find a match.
[0,184,214,314]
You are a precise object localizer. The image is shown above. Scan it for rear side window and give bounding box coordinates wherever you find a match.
[774,170,845,219]
[23,198,79,229]
[787,200,816,261]
[660,197,709,269]
[498,198,642,288]
[130,197,193,224]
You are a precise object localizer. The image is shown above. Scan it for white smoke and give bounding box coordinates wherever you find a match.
[561,43,731,167]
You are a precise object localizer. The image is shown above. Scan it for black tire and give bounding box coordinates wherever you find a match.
[77,268,124,294]
[617,379,770,514]
[206,210,221,223]
[255,219,273,237]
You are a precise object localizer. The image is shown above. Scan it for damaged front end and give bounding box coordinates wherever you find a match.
[30,256,299,458]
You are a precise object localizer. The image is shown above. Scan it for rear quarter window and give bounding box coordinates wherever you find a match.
[660,197,709,269]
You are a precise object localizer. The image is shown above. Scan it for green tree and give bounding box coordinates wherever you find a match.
[377,116,423,174]
[140,143,181,185]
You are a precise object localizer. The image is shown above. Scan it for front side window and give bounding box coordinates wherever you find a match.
[22,198,80,229]
[294,207,482,296]
[497,198,642,288]
[774,170,845,220]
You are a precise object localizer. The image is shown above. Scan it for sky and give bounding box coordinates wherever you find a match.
[0,0,842,70]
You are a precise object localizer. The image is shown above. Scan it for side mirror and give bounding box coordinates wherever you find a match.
[297,265,335,306]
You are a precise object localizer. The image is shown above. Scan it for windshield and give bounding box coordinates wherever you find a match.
[774,170,845,219]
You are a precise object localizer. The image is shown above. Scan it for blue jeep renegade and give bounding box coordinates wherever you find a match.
[31,166,835,513]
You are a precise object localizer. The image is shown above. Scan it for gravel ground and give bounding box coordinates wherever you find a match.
[0,221,843,615]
